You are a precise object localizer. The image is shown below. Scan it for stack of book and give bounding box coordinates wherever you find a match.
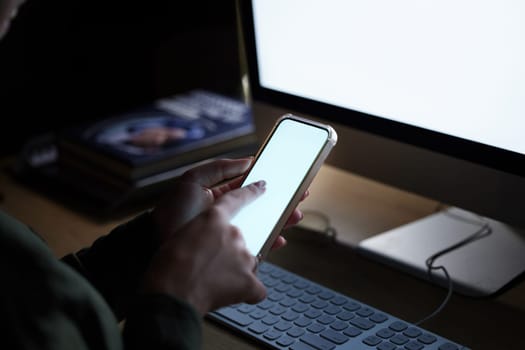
[55,90,258,213]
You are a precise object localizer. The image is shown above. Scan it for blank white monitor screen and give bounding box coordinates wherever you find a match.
[253,0,525,155]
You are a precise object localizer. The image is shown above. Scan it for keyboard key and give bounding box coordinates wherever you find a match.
[391,334,409,345]
[300,333,336,350]
[389,321,408,332]
[268,291,285,302]
[336,310,355,321]
[317,315,335,325]
[370,312,389,323]
[282,275,298,284]
[282,310,300,322]
[350,317,375,330]
[318,291,335,300]
[287,327,306,338]
[342,326,362,338]
[287,289,304,298]
[276,283,292,293]
[261,315,280,325]
[248,322,269,334]
[405,340,424,350]
[376,327,395,339]
[238,304,256,313]
[306,285,322,295]
[256,299,274,310]
[277,336,295,347]
[307,323,326,333]
[269,305,287,315]
[280,297,297,307]
[320,329,349,345]
[418,333,437,344]
[330,320,348,331]
[363,335,382,346]
[294,317,313,328]
[262,278,279,287]
[258,263,272,274]
[330,296,347,306]
[215,308,253,326]
[312,300,329,309]
[343,301,361,311]
[294,280,310,289]
[299,294,316,304]
[324,305,341,315]
[290,342,316,350]
[249,309,266,319]
[356,306,374,317]
[292,302,309,313]
[263,329,282,341]
[378,342,397,350]
[271,270,286,279]
[274,320,293,332]
[439,343,459,350]
[404,327,423,338]
[305,309,323,319]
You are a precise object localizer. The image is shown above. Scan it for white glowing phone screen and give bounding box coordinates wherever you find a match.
[230,118,329,256]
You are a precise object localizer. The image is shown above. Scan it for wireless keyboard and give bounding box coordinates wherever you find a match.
[209,262,469,350]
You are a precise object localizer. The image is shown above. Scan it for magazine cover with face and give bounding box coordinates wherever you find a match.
[58,90,257,181]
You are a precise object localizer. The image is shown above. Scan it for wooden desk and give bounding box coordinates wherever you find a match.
[1,161,523,350]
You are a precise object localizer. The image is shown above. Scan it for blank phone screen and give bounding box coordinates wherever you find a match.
[230,118,329,256]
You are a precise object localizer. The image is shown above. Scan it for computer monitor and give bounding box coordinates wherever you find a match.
[239,0,525,297]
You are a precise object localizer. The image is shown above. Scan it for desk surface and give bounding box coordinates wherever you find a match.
[1,161,524,350]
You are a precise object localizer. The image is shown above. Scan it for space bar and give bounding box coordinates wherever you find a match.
[300,333,336,350]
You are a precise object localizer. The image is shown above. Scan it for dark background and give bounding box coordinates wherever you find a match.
[0,0,242,156]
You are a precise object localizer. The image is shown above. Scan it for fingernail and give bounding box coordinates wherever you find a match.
[239,157,254,171]
[203,187,213,198]
[254,180,266,190]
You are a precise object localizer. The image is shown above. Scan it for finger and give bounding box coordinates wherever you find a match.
[284,208,304,229]
[280,190,309,230]
[300,189,310,202]
[183,158,253,188]
[210,175,245,199]
[244,271,267,304]
[270,236,287,250]
[215,180,266,219]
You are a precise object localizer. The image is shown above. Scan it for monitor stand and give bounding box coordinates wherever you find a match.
[356,207,525,297]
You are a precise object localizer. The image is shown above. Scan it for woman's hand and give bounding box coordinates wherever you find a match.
[144,181,268,314]
[151,158,253,241]
[151,158,306,246]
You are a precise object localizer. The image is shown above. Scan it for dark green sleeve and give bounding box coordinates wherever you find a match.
[2,209,202,350]
[123,294,202,350]
[62,211,159,320]
[1,210,123,350]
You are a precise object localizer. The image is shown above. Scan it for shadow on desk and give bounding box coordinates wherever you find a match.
[9,136,258,222]
[204,226,524,350]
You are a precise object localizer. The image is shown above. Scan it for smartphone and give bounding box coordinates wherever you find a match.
[230,114,337,261]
